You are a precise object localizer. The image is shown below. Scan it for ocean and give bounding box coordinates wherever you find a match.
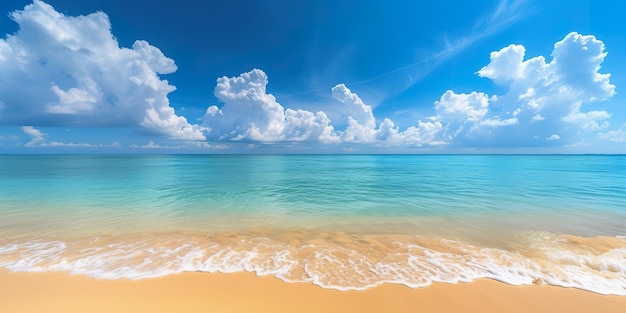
[0,154,625,294]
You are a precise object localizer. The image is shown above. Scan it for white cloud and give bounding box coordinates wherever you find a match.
[561,107,610,131]
[598,130,625,143]
[1,3,618,151]
[531,114,545,121]
[477,44,530,84]
[331,84,377,143]
[330,84,442,146]
[0,1,204,140]
[135,141,161,149]
[427,90,517,142]
[131,40,177,74]
[402,121,445,146]
[203,69,338,143]
[434,90,490,123]
[433,31,617,146]
[129,140,213,150]
[199,31,616,151]
[283,109,339,143]
[49,83,98,114]
[22,126,46,146]
[546,134,560,141]
[21,125,120,148]
[551,32,615,101]
[39,141,121,148]
[201,70,443,147]
[331,84,376,128]
[480,117,519,127]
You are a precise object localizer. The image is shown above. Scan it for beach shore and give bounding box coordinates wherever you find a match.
[1,269,625,313]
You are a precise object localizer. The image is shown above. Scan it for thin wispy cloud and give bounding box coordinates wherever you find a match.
[22,126,46,146]
[284,0,531,101]
[347,0,531,90]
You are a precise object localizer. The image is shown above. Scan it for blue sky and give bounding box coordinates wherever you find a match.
[0,0,625,153]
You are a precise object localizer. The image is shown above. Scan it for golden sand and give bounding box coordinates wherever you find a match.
[1,269,625,313]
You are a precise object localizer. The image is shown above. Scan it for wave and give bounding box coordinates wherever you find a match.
[0,230,624,295]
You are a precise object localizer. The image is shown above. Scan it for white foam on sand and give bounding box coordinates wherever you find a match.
[0,231,624,295]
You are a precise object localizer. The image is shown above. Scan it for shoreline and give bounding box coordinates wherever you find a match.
[1,269,625,313]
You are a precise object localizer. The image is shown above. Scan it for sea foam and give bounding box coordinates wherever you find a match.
[0,231,624,295]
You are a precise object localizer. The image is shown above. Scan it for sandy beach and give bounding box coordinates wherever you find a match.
[1,269,625,313]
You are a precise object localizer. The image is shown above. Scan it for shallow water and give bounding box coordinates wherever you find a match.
[0,155,625,294]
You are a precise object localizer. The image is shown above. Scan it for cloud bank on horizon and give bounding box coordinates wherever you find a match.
[0,0,624,152]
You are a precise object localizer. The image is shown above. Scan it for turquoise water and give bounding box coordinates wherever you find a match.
[0,155,625,294]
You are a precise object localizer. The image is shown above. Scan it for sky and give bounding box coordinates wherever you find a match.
[0,0,625,153]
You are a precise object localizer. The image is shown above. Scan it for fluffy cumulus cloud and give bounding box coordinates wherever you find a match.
[202,69,441,147]
[201,32,618,149]
[203,69,338,143]
[419,31,618,147]
[330,84,441,145]
[0,0,204,140]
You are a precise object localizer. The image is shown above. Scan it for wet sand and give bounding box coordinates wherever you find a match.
[1,269,625,313]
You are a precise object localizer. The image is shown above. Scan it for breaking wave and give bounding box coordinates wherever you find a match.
[0,230,624,295]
